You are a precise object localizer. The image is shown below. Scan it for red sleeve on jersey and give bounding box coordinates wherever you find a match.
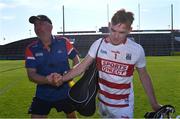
[25,47,33,58]
[64,37,74,55]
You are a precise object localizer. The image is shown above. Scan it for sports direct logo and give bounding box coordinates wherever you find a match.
[101,60,128,76]
[97,57,135,77]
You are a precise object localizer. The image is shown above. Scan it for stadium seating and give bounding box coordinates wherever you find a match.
[0,37,37,60]
[0,31,180,60]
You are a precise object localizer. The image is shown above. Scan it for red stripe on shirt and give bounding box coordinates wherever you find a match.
[99,90,129,100]
[99,78,131,89]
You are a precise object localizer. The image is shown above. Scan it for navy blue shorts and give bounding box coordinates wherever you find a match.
[28,97,76,115]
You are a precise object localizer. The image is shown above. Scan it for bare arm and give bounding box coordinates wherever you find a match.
[137,67,161,111]
[63,54,94,82]
[26,68,62,86]
[27,55,80,86]
[72,55,80,66]
[26,68,49,84]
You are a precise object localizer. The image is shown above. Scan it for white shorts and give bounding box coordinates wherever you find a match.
[98,101,134,118]
[98,87,134,118]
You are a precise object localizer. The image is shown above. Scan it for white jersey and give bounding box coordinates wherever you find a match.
[88,37,146,108]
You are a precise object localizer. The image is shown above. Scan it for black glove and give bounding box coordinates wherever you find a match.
[144,105,175,118]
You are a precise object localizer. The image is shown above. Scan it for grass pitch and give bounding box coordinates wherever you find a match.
[0,56,179,118]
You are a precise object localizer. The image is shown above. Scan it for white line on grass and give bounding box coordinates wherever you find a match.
[0,78,20,95]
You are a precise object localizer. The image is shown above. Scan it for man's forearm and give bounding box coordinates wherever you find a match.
[63,55,94,82]
[72,55,80,66]
[140,73,159,110]
[63,55,81,82]
[143,76,157,105]
[63,66,84,82]
[28,72,49,85]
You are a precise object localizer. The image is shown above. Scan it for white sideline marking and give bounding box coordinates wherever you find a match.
[0,79,20,95]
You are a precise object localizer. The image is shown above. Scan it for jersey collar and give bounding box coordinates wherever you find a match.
[38,35,56,49]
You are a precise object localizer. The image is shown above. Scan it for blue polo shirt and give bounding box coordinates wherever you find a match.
[25,36,77,101]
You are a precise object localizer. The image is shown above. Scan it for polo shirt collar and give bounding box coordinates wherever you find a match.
[37,35,56,48]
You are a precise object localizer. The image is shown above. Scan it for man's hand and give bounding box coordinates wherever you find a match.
[52,73,63,87]
[46,73,63,87]
[152,103,162,112]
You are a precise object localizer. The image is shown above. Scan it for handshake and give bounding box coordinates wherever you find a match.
[46,73,64,87]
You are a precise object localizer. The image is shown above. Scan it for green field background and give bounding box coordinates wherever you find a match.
[0,56,179,118]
